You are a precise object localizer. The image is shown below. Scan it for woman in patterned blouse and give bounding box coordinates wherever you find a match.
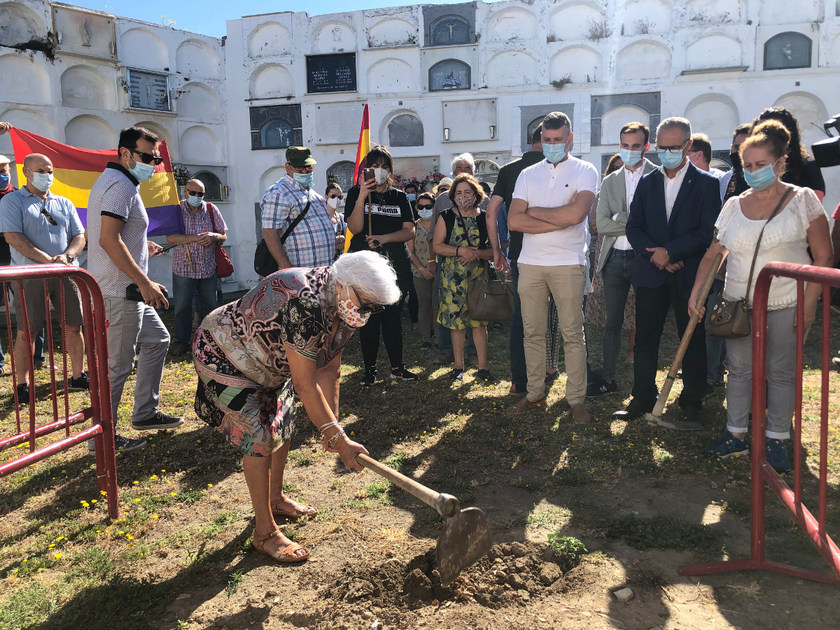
[193,251,400,563]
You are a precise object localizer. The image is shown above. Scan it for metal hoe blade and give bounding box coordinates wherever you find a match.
[436,506,492,586]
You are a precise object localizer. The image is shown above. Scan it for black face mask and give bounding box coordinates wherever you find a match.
[729,151,742,172]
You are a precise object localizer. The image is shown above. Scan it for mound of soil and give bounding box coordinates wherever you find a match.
[319,541,570,616]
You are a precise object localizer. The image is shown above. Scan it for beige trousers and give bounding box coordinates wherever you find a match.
[518,263,587,404]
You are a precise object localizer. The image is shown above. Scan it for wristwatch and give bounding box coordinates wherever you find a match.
[66,252,76,263]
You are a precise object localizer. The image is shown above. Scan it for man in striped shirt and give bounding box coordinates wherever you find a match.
[165,178,227,355]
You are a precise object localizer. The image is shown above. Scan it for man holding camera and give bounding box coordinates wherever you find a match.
[87,126,184,453]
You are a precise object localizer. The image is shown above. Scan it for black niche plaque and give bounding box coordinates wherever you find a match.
[306,53,357,94]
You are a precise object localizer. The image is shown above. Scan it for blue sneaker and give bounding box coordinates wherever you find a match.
[704,431,749,458]
[765,438,791,473]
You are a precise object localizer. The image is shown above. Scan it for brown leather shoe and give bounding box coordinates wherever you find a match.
[506,396,547,415]
[570,404,591,424]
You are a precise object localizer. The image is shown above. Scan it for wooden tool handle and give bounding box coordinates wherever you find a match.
[651,252,723,418]
[356,453,460,518]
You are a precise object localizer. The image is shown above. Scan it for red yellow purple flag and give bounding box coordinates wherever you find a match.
[9,128,183,236]
[344,104,370,251]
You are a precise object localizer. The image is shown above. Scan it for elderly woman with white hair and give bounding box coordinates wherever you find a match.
[192,251,400,563]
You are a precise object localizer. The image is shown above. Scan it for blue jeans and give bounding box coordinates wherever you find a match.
[601,249,635,382]
[173,273,220,349]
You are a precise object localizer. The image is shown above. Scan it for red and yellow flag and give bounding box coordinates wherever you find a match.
[345,104,371,251]
[9,128,182,236]
[354,104,371,186]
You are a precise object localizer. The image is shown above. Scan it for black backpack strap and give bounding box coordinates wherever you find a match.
[280,196,312,244]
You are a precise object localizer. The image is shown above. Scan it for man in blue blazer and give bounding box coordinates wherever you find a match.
[614,117,721,427]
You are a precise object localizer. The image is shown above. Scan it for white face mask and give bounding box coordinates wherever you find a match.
[327,197,339,210]
[373,167,389,185]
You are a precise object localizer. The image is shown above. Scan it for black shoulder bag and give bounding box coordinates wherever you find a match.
[254,197,311,276]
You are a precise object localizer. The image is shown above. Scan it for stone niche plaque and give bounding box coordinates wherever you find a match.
[316,103,365,144]
[442,98,496,142]
[53,5,116,59]
[126,69,171,111]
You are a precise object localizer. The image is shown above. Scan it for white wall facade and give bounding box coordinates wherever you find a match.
[2,0,839,291]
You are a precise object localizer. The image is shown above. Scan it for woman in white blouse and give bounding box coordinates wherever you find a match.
[688,120,832,473]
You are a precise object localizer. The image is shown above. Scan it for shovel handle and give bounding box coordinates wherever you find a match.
[650,252,723,418]
[355,453,460,518]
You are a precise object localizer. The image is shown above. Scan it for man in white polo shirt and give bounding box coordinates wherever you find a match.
[506,112,598,422]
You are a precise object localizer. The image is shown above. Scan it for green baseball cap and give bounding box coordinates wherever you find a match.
[286,146,316,167]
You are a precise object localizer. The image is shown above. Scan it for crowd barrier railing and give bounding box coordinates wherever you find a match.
[681,262,840,584]
[0,264,119,519]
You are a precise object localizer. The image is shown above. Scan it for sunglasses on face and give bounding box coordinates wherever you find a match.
[41,204,57,226]
[132,149,164,165]
[352,287,385,315]
[417,204,433,210]
[187,190,205,197]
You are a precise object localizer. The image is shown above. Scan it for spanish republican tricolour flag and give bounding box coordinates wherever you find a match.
[9,128,183,236]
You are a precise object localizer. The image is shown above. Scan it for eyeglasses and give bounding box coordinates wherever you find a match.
[417,204,433,210]
[187,190,205,197]
[132,150,164,166]
[288,164,314,173]
[352,287,385,315]
[655,143,686,152]
[41,203,57,226]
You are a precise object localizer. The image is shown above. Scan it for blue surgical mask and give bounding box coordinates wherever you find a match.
[619,148,643,167]
[407,193,416,202]
[0,173,9,188]
[128,161,155,182]
[187,194,203,207]
[293,172,313,188]
[744,161,778,191]
[543,143,568,163]
[657,149,684,170]
[31,172,54,191]
[418,208,433,220]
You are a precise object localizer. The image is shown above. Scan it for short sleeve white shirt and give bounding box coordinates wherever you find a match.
[512,156,599,266]
[716,187,826,309]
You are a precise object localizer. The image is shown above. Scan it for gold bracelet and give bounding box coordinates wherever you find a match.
[427,259,436,263]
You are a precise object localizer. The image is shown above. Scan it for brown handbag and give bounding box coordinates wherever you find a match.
[707,187,792,338]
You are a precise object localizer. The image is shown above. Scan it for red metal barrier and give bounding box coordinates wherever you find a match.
[0,264,119,519]
[681,262,840,584]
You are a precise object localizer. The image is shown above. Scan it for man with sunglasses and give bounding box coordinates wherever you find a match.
[164,178,227,355]
[0,153,88,404]
[87,126,184,453]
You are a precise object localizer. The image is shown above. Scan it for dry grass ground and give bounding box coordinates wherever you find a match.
[1,306,839,629]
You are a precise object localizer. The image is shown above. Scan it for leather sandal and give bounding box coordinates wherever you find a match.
[253,530,309,563]
[271,499,318,520]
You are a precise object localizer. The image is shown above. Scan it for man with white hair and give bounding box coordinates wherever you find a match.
[615,117,721,429]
